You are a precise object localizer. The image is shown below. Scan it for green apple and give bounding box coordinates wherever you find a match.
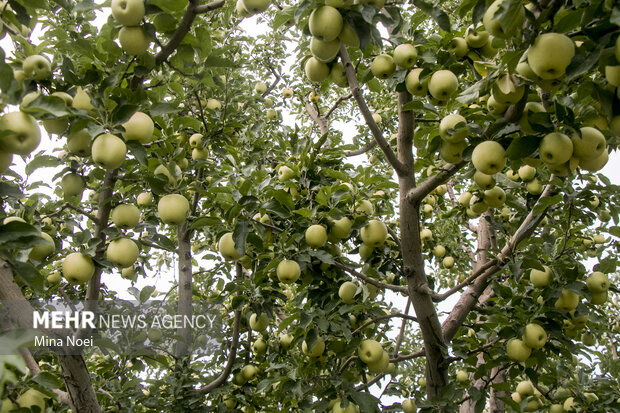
[62,252,95,284]
[111,0,145,26]
[432,245,446,258]
[589,196,600,209]
[492,74,525,104]
[332,400,358,413]
[474,171,495,189]
[265,109,278,121]
[590,290,607,304]
[405,68,428,96]
[106,238,139,267]
[310,37,340,63]
[0,111,41,155]
[16,389,47,411]
[448,37,468,58]
[367,350,389,373]
[157,194,190,225]
[465,24,489,48]
[529,265,551,287]
[361,219,387,247]
[235,0,251,16]
[518,164,536,181]
[428,70,458,100]
[458,192,472,206]
[338,281,357,303]
[241,0,270,14]
[456,370,468,383]
[393,43,417,68]
[29,232,55,261]
[527,33,575,79]
[302,337,325,357]
[526,178,543,195]
[189,133,203,148]
[563,397,575,411]
[67,128,91,156]
[516,61,538,80]
[355,199,374,215]
[339,23,359,47]
[121,266,137,281]
[439,114,468,142]
[249,313,269,331]
[586,271,609,293]
[418,377,426,387]
[241,364,258,381]
[277,259,300,284]
[571,127,606,161]
[506,338,531,362]
[118,26,150,55]
[60,173,85,198]
[218,232,241,260]
[470,195,488,214]
[439,140,467,163]
[539,132,573,165]
[554,288,579,311]
[472,141,505,175]
[511,392,522,403]
[579,149,608,172]
[254,82,267,94]
[483,186,506,207]
[72,86,95,112]
[330,62,348,87]
[370,54,395,79]
[443,256,455,268]
[111,204,139,229]
[402,399,417,413]
[487,94,508,116]
[206,98,222,111]
[359,243,374,261]
[483,0,524,38]
[122,111,153,143]
[330,217,352,239]
[147,328,162,342]
[308,6,343,42]
[137,192,153,206]
[306,224,327,248]
[548,405,564,413]
[277,165,295,181]
[47,272,61,283]
[92,133,127,169]
[22,55,51,80]
[605,65,620,86]
[523,323,547,348]
[279,332,293,348]
[372,113,382,124]
[358,339,383,364]
[420,228,432,241]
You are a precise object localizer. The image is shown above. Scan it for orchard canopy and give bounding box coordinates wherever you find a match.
[0,0,620,411]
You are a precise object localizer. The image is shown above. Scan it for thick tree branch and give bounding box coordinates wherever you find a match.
[333,261,408,294]
[339,44,407,176]
[345,140,377,157]
[406,161,467,205]
[305,99,328,135]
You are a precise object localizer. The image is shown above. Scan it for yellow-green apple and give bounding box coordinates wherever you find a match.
[106,238,139,267]
[308,6,343,42]
[372,113,382,124]
[122,112,153,143]
[487,95,508,116]
[393,43,417,68]
[579,149,608,172]
[281,87,294,98]
[358,339,383,364]
[516,381,533,397]
[249,313,269,331]
[47,272,61,283]
[338,281,357,303]
[111,204,140,229]
[241,0,270,14]
[483,0,524,38]
[465,24,489,48]
[432,245,446,258]
[492,74,525,104]
[563,397,575,411]
[277,259,300,284]
[367,350,389,373]
[60,173,85,198]
[472,141,505,174]
[359,243,374,261]
[420,228,432,241]
[529,265,551,287]
[254,82,267,94]
[206,98,221,111]
[189,133,202,148]
[605,65,620,86]
[516,61,539,81]
[405,68,428,96]
[483,186,506,207]
[72,86,95,112]
[519,102,546,134]
[527,33,575,79]
[361,219,387,247]
[439,114,468,142]
[310,37,340,63]
[539,132,573,165]
[22,55,51,80]
[518,165,536,181]
[523,323,547,348]
[458,192,472,206]
[137,192,152,206]
[402,399,417,413]
[355,200,374,215]
[586,271,609,293]
[448,37,468,58]
[235,0,251,16]
[218,232,241,260]
[266,109,278,121]
[0,112,41,155]
[474,171,495,189]
[439,140,467,163]
[111,0,145,26]
[157,194,190,225]
[15,389,47,411]
[279,333,293,348]
[147,328,162,341]
[470,195,488,214]
[590,291,607,304]
[306,224,327,247]
[62,252,95,284]
[589,197,600,209]
[428,70,458,100]
[571,127,606,161]
[277,165,295,181]
[554,288,579,311]
[339,23,359,47]
[370,54,395,79]
[118,26,150,55]
[302,337,325,357]
[330,217,352,239]
[67,129,91,156]
[456,370,468,383]
[332,401,358,413]
[28,232,55,261]
[92,133,126,169]
[330,62,348,87]
[121,266,137,281]
[506,338,531,361]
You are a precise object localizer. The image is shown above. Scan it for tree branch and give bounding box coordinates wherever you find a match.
[345,140,377,157]
[325,93,352,119]
[333,261,408,294]
[406,161,467,205]
[351,312,418,336]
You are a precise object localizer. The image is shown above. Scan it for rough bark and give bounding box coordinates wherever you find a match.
[176,221,193,357]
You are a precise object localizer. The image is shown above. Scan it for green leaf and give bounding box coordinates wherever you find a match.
[204,55,236,68]
[607,226,620,238]
[25,155,61,175]
[533,194,563,215]
[0,222,45,249]
[139,285,156,302]
[0,182,24,198]
[505,136,539,160]
[32,371,63,390]
[11,261,44,292]
[410,0,451,31]
[233,220,250,257]
[21,95,71,118]
[149,0,189,12]
[126,141,147,166]
[110,104,138,124]
[350,391,380,413]
[150,103,179,116]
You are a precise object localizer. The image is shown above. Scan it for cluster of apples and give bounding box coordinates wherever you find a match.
[357,339,392,375]
[111,0,151,55]
[510,380,545,412]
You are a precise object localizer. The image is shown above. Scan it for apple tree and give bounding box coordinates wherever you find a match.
[0,0,619,411]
